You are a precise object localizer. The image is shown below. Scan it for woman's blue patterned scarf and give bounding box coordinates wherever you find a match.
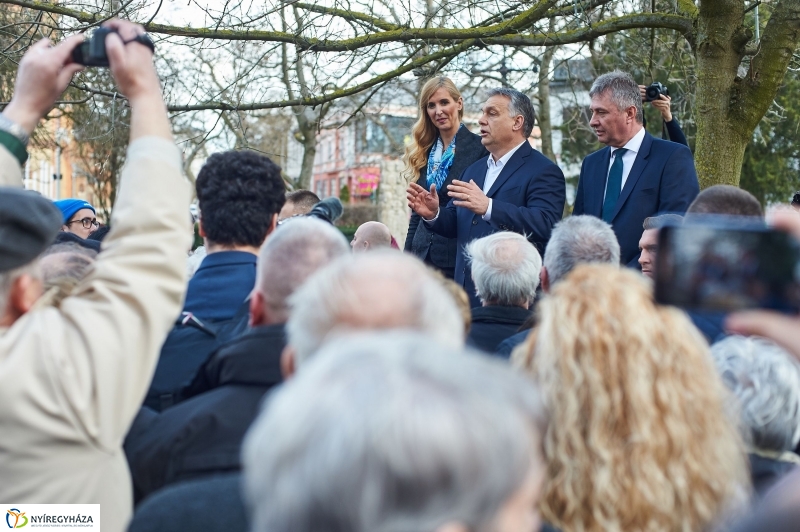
[426,124,462,190]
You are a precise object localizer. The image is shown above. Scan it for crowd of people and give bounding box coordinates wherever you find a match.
[2,19,800,532]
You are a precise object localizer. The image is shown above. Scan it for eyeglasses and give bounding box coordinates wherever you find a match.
[66,217,100,229]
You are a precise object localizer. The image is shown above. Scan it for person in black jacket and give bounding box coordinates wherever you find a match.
[124,217,350,501]
[403,76,488,279]
[463,232,540,354]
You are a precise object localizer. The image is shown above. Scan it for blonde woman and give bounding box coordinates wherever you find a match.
[514,264,749,532]
[403,76,487,279]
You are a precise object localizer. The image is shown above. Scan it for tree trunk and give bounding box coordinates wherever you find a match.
[692,0,750,188]
[537,44,557,161]
[297,132,317,190]
[292,103,323,190]
[693,0,800,189]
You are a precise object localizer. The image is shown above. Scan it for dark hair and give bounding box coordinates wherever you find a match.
[286,190,321,214]
[686,185,763,217]
[792,191,800,206]
[642,213,683,230]
[485,88,536,138]
[196,151,286,247]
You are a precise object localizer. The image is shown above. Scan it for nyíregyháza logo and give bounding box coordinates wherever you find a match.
[6,509,27,529]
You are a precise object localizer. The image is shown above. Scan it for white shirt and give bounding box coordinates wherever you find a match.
[604,126,646,201]
[424,140,527,223]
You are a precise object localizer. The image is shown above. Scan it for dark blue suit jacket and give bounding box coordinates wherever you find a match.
[183,251,257,320]
[573,132,699,266]
[405,128,488,273]
[428,142,565,306]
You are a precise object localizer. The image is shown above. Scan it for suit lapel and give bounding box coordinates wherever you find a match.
[486,142,531,198]
[588,147,611,217]
[611,132,652,221]
[454,128,487,190]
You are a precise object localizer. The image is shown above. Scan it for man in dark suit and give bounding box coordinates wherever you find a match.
[573,71,699,267]
[407,88,565,306]
[405,127,487,279]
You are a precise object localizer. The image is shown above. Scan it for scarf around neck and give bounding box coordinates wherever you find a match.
[426,124,462,190]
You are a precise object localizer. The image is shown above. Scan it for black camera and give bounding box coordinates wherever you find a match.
[71,27,155,67]
[307,197,344,225]
[277,197,344,227]
[645,82,669,102]
[71,28,115,67]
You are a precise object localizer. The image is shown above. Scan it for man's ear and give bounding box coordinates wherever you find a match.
[541,267,550,293]
[264,213,278,240]
[280,345,296,379]
[513,114,525,133]
[250,291,266,327]
[2,274,43,326]
[197,217,207,238]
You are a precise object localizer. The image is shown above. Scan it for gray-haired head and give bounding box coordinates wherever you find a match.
[286,251,464,365]
[255,217,350,323]
[543,216,620,286]
[642,213,683,231]
[589,71,643,124]
[485,88,536,138]
[39,242,97,287]
[465,232,542,307]
[711,335,800,452]
[243,331,547,532]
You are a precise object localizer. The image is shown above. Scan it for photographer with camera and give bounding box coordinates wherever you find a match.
[0,20,192,531]
[639,82,688,147]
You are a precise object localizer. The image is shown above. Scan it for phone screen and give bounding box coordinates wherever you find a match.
[654,223,800,312]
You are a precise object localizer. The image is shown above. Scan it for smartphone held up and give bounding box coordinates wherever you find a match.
[654,217,800,313]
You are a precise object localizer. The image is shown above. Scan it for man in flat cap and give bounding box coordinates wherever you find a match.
[0,20,191,532]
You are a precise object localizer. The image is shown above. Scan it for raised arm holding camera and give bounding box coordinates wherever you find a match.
[0,20,191,532]
[639,82,689,147]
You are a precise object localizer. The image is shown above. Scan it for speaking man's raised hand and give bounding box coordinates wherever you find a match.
[407,183,440,220]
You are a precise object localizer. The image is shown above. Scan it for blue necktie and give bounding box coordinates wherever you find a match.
[602,148,627,222]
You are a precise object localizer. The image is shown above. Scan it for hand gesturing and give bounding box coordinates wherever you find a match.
[407,183,440,220]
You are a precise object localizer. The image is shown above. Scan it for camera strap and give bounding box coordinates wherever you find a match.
[123,34,155,54]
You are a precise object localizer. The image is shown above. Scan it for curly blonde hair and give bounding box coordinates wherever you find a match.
[513,264,749,532]
[402,76,464,182]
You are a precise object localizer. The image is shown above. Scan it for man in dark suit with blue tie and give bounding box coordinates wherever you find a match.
[573,71,699,267]
[407,88,565,306]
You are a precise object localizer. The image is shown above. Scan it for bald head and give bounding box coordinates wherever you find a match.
[251,218,350,326]
[287,252,464,365]
[351,221,392,252]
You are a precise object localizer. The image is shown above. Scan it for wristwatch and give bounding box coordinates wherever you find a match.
[0,113,30,146]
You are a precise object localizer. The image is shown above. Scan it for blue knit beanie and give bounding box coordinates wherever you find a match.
[53,199,96,224]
